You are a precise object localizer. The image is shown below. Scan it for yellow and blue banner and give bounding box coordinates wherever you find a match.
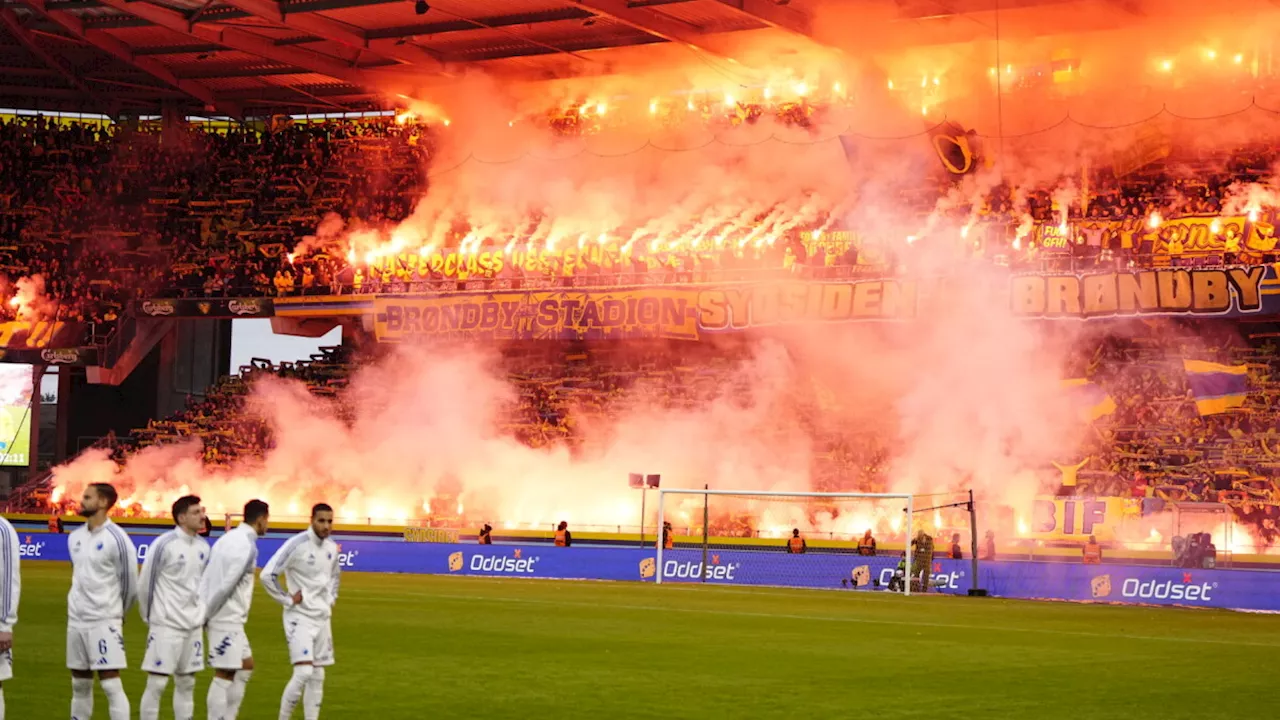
[1029,496,1141,543]
[276,265,1280,339]
[371,280,919,342]
[1062,378,1117,421]
[1183,360,1249,415]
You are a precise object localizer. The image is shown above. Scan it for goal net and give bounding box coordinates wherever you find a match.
[654,490,974,595]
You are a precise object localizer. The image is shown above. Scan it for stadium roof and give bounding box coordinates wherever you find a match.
[0,0,1258,117]
[0,0,807,116]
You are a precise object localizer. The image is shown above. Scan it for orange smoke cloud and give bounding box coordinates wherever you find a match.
[49,264,1088,539]
[0,275,58,322]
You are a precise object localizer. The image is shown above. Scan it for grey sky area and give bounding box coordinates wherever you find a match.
[37,319,341,402]
[229,319,343,373]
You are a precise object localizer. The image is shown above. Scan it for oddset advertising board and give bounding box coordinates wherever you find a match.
[18,533,1280,612]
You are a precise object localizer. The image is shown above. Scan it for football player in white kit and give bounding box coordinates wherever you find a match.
[67,482,138,720]
[261,503,339,720]
[201,499,269,720]
[137,495,210,720]
[0,512,20,720]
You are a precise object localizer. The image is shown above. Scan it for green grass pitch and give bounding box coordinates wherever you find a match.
[5,562,1276,719]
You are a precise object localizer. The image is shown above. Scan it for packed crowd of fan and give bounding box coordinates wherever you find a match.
[4,113,1280,541]
[4,115,1280,336]
[1056,321,1280,543]
[0,115,428,329]
[134,345,353,467]
[34,344,355,516]
[31,337,882,521]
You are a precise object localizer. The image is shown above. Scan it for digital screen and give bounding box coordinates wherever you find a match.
[0,365,33,466]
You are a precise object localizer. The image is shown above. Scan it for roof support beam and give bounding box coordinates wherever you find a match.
[186,0,220,27]
[626,0,695,7]
[0,82,176,100]
[0,65,60,78]
[561,0,710,50]
[41,0,100,10]
[131,43,222,56]
[91,0,422,96]
[19,0,237,115]
[44,0,405,11]
[286,0,404,12]
[365,8,594,40]
[175,64,305,79]
[224,84,370,101]
[216,0,448,71]
[712,0,812,37]
[0,7,99,98]
[262,74,347,111]
[447,34,664,63]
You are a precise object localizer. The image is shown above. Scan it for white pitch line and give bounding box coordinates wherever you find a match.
[353,586,1279,648]
[643,583,937,603]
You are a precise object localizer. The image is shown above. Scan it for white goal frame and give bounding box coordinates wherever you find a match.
[655,489,915,596]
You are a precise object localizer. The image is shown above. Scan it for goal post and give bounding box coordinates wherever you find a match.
[655,489,918,595]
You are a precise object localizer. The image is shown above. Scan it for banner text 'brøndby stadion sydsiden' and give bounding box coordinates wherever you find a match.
[97,211,1280,345]
[359,209,1280,340]
[368,265,1278,342]
[18,534,1280,612]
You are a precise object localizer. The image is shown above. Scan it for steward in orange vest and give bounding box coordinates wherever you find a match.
[857,531,876,556]
[787,529,806,554]
[659,522,674,550]
[554,521,572,547]
[1082,535,1102,564]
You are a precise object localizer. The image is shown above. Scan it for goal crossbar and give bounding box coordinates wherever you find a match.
[655,489,915,596]
[659,489,913,499]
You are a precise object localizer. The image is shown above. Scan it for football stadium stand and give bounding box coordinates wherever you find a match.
[2,114,1280,331]
[2,84,1280,561]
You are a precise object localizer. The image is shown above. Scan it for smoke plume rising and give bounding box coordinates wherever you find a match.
[51,263,1087,543]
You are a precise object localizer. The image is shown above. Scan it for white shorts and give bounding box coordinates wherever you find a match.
[142,626,204,676]
[0,648,12,682]
[283,616,334,667]
[206,625,253,671]
[66,623,127,672]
